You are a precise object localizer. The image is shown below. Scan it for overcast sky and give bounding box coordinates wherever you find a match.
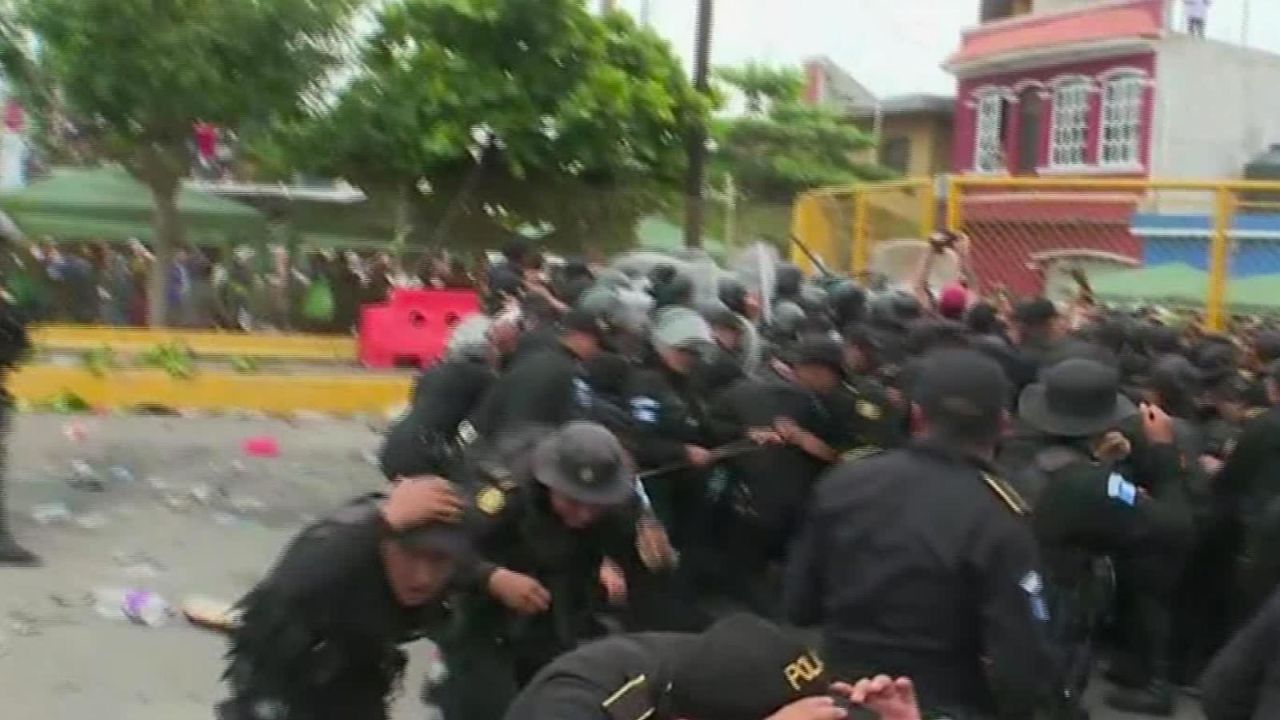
[614,0,1280,98]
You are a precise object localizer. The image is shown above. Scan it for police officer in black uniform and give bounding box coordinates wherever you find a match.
[468,309,609,439]
[0,296,34,565]
[702,338,848,616]
[505,612,921,720]
[379,315,515,480]
[785,349,1058,718]
[1003,358,1194,717]
[217,478,468,720]
[626,306,716,550]
[434,422,667,720]
[1217,360,1280,623]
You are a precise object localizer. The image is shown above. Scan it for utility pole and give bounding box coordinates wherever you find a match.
[683,0,714,248]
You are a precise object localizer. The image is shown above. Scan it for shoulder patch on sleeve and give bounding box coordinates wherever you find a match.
[476,485,507,515]
[630,396,660,424]
[983,472,1031,516]
[601,674,654,720]
[856,400,883,421]
[1106,473,1138,507]
[1247,407,1266,420]
[841,445,882,463]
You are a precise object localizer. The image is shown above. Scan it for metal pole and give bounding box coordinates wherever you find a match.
[1206,187,1234,331]
[683,0,713,248]
[852,190,870,275]
[723,173,737,251]
[945,175,963,232]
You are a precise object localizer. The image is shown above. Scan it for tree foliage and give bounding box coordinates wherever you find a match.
[264,0,705,253]
[0,0,358,324]
[712,62,886,206]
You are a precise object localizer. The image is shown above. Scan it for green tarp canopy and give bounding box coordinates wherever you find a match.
[1092,263,1280,311]
[0,167,267,246]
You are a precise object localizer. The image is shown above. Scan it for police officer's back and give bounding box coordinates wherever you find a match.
[785,349,1056,717]
[468,310,606,438]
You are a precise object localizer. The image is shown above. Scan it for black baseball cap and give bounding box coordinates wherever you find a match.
[395,520,471,559]
[913,349,1009,438]
[1013,297,1059,325]
[669,614,834,720]
[561,308,614,342]
[532,422,633,505]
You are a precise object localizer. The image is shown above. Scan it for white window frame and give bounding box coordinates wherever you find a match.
[973,92,1005,173]
[1049,80,1091,169]
[1098,74,1144,168]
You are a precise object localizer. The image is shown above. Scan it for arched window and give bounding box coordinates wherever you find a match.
[973,90,1006,172]
[1099,73,1145,167]
[1049,79,1090,168]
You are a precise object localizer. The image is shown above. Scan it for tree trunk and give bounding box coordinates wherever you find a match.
[147,183,183,327]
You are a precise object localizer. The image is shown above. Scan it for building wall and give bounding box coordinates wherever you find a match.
[1152,36,1280,180]
[874,113,954,178]
[1033,0,1108,13]
[952,51,1155,173]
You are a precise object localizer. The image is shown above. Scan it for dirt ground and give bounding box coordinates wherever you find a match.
[0,413,1206,720]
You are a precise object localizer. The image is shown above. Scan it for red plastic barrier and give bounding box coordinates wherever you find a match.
[358,289,480,369]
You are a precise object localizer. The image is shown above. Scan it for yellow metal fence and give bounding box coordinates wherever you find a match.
[792,176,1280,330]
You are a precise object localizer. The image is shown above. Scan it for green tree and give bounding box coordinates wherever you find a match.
[0,0,359,325]
[263,0,704,254]
[712,62,886,210]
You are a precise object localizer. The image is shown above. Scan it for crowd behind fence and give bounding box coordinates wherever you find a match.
[792,177,1280,332]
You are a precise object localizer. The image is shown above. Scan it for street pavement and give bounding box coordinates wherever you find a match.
[0,413,1206,719]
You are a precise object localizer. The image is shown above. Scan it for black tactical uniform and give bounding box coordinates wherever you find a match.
[0,299,34,565]
[626,353,713,549]
[504,614,855,720]
[434,423,652,720]
[1004,358,1194,716]
[217,495,465,720]
[1217,399,1280,621]
[1200,587,1280,720]
[469,341,593,439]
[379,357,494,480]
[786,439,1056,717]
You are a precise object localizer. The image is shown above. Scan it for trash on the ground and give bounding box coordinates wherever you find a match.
[30,503,72,525]
[242,436,280,458]
[181,595,241,635]
[73,512,110,530]
[68,461,104,492]
[186,481,215,504]
[108,466,135,484]
[92,588,173,627]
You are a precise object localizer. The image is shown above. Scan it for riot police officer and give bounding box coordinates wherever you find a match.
[785,349,1058,718]
[433,422,668,720]
[217,478,468,720]
[1004,358,1194,717]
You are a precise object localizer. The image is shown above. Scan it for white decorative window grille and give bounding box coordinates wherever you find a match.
[1050,81,1090,168]
[1099,75,1144,167]
[974,93,1005,172]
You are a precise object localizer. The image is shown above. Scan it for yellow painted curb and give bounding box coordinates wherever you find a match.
[31,325,356,361]
[12,365,410,414]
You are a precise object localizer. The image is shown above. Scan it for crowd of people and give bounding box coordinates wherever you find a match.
[3,231,1280,719]
[0,240,478,332]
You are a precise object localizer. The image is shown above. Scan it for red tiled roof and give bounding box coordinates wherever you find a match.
[950,0,1165,67]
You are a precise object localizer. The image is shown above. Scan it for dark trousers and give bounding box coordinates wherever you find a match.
[1188,18,1205,37]
[433,636,521,720]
